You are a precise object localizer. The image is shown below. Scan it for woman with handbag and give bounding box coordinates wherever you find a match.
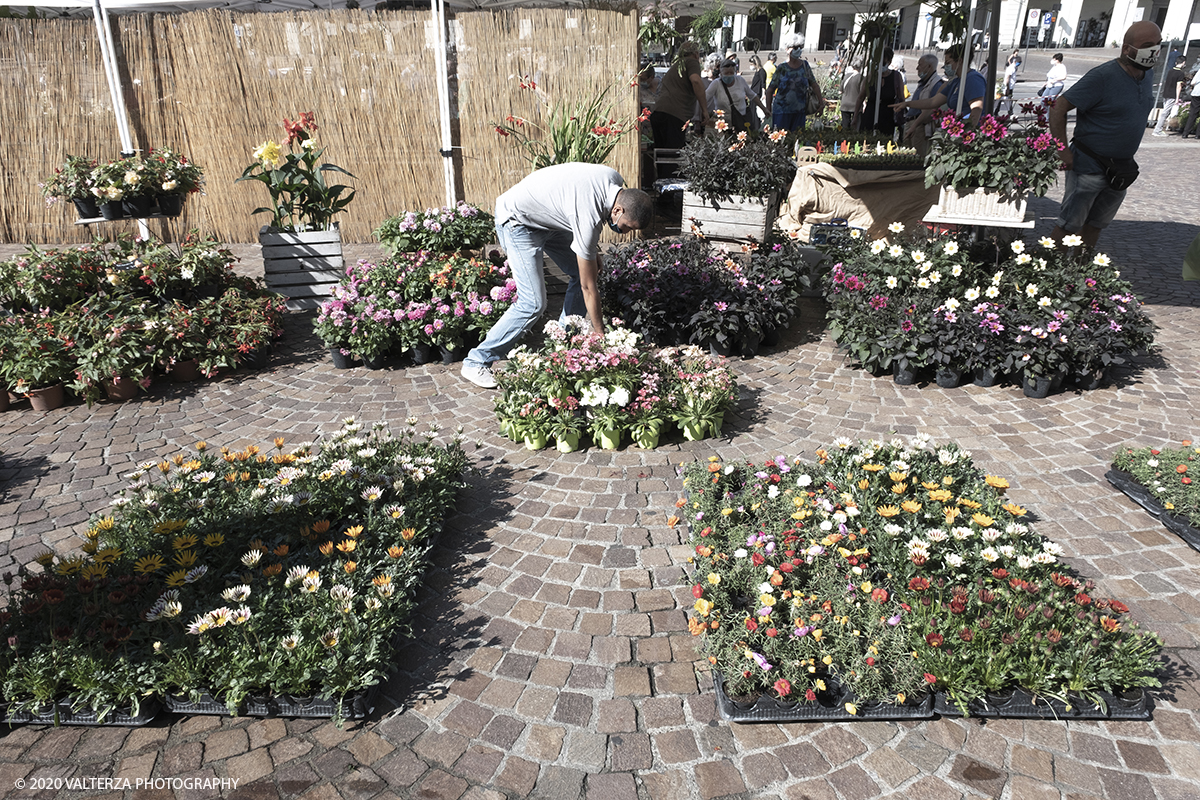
[765,32,822,132]
[1041,53,1067,99]
[706,59,768,134]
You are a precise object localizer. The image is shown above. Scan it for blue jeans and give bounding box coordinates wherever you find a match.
[1055,169,1125,231]
[773,110,806,132]
[465,221,585,367]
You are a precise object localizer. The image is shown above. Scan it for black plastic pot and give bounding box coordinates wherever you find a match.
[713,672,933,723]
[935,367,963,388]
[330,347,354,369]
[893,363,918,385]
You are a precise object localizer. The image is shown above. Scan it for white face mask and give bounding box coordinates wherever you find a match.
[1127,44,1160,69]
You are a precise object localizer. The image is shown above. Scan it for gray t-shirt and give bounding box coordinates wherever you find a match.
[1064,59,1155,174]
[494,163,623,261]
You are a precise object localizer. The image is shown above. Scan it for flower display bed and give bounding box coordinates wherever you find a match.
[715,673,934,723]
[680,436,1162,721]
[315,251,515,367]
[822,227,1155,393]
[494,321,738,451]
[4,698,162,727]
[602,235,820,355]
[0,418,469,724]
[1110,441,1200,553]
[0,233,286,406]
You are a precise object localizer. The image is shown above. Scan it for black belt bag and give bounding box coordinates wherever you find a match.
[1073,139,1139,191]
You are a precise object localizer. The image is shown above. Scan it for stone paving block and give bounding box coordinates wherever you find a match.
[412,768,469,800]
[494,757,539,797]
[246,718,287,751]
[901,776,968,800]
[585,772,638,800]
[312,747,357,780]
[593,635,632,664]
[226,748,275,785]
[777,742,832,778]
[598,698,638,734]
[640,771,692,800]
[609,732,653,771]
[269,737,313,767]
[373,748,428,789]
[530,657,572,688]
[25,727,83,761]
[443,700,494,739]
[653,729,701,764]
[564,729,607,773]
[862,745,920,788]
[203,728,249,762]
[452,744,505,783]
[480,714,526,749]
[530,765,586,800]
[517,686,559,719]
[567,663,608,690]
[114,751,157,784]
[1098,767,1158,800]
[827,763,881,800]
[74,727,131,761]
[552,691,594,727]
[163,741,205,774]
[694,760,747,800]
[524,724,566,761]
[413,730,469,770]
[1116,739,1170,773]
[651,662,697,694]
[947,754,1006,799]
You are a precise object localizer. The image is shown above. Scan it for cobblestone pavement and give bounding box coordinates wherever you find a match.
[2,139,1200,800]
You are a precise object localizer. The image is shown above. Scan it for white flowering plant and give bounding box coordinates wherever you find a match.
[0,418,469,720]
[680,435,1162,713]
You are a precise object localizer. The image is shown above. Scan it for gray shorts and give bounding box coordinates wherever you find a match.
[1055,169,1126,232]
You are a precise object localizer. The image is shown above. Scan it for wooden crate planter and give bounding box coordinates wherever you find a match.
[260,224,344,311]
[935,186,1028,223]
[683,190,778,241]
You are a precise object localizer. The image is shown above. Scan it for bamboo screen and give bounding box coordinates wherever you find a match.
[454,8,640,212]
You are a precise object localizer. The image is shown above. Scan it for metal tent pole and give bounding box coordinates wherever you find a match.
[957,0,977,117]
[433,0,457,207]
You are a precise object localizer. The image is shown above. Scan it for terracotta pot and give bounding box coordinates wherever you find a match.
[170,359,200,383]
[28,384,65,412]
[105,378,139,402]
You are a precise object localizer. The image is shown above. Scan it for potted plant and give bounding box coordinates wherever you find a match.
[94,154,157,219]
[40,155,100,219]
[0,321,75,411]
[68,299,158,405]
[374,202,495,256]
[925,103,1064,222]
[679,128,797,240]
[147,147,204,217]
[238,112,355,310]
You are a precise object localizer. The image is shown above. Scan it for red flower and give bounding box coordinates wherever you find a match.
[959,628,974,642]
[908,577,930,591]
[865,657,875,666]
[778,562,794,573]
[765,628,778,637]
[924,672,938,684]
[692,584,704,599]
[751,553,765,566]
[805,689,817,702]
[494,126,510,137]
[745,618,758,631]
[1109,599,1129,614]
[1074,593,1092,606]
[925,632,944,647]
[1178,464,1188,473]
[1183,477,1192,485]
[774,678,791,697]
[870,587,889,603]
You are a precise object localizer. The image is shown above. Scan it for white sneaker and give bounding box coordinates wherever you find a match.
[1152,131,1167,137]
[460,363,497,389]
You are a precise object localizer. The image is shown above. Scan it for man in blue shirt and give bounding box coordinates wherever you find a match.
[1048,21,1162,250]
[891,44,986,129]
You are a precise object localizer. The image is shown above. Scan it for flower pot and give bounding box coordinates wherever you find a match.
[121,195,155,218]
[555,431,582,453]
[157,193,184,217]
[634,429,661,449]
[260,224,343,312]
[241,345,272,370]
[595,427,623,450]
[524,433,548,451]
[707,339,733,358]
[170,359,200,382]
[439,344,464,364]
[761,326,782,348]
[893,363,917,385]
[411,342,436,365]
[100,200,125,220]
[935,185,1029,223]
[104,378,139,402]
[682,190,779,241]
[73,197,101,219]
[935,367,962,388]
[682,421,707,441]
[738,333,763,358]
[361,352,387,370]
[27,384,65,412]
[1022,374,1053,399]
[329,347,354,369]
[972,366,1000,387]
[1075,368,1106,391]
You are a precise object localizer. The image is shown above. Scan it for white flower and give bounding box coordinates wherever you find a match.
[767,485,780,499]
[1093,253,1111,266]
[849,229,862,239]
[927,529,948,543]
[819,520,833,531]
[734,548,748,558]
[917,277,931,289]
[1038,297,1052,307]
[886,276,898,289]
[911,251,926,263]
[609,386,631,407]
[929,271,941,284]
[1016,253,1032,264]
[796,475,812,487]
[984,285,1000,298]
[1147,459,1158,467]
[162,180,178,192]
[992,270,1004,285]
[998,545,1016,558]
[964,287,981,301]
[1039,236,1056,249]
[944,297,960,311]
[241,549,263,567]
[945,553,964,568]
[943,241,960,255]
[884,523,903,536]
[758,582,774,595]
[981,529,1002,543]
[222,585,251,602]
[1033,552,1058,564]
[888,245,904,258]
[1025,283,1039,297]
[1063,234,1084,247]
[725,464,736,475]
[1010,240,1025,254]
[581,384,610,406]
[833,436,853,448]
[951,526,973,540]
[1042,541,1064,556]
[951,265,963,277]
[979,547,999,563]
[888,222,905,233]
[871,240,887,254]
[1017,554,1034,569]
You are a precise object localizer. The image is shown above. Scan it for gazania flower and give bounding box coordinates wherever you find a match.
[222,585,251,603]
[166,570,188,587]
[387,546,404,559]
[173,534,199,551]
[134,554,166,574]
[280,634,301,650]
[876,505,901,518]
[320,628,340,648]
[203,533,225,548]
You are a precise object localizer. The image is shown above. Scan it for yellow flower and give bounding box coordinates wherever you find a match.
[958,498,982,509]
[203,533,225,548]
[891,482,908,494]
[80,563,108,581]
[822,655,833,665]
[707,573,721,585]
[694,598,713,616]
[401,528,417,541]
[811,629,823,642]
[889,472,908,482]
[857,479,870,490]
[319,541,334,556]
[96,517,115,530]
[1002,503,1027,517]
[721,508,733,516]
[985,475,1010,491]
[759,594,776,607]
[344,525,364,539]
[254,140,283,168]
[343,561,357,573]
[94,547,123,564]
[387,546,405,558]
[81,540,99,555]
[877,505,901,518]
[166,570,188,587]
[928,489,953,503]
[173,534,199,551]
[971,512,994,527]
[174,549,198,568]
[943,506,961,522]
[921,481,939,490]
[134,554,166,574]
[54,555,85,575]
[901,500,922,513]
[862,464,884,472]
[814,678,826,691]
[942,476,954,486]
[845,702,858,715]
[336,540,357,553]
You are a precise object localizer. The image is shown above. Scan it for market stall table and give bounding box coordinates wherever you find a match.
[776,162,939,242]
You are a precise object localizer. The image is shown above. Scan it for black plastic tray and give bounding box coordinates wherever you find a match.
[165,691,242,716]
[714,673,934,723]
[1107,469,1200,553]
[934,687,1150,720]
[4,698,161,726]
[165,684,378,719]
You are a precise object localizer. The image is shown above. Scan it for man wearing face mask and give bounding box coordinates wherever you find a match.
[891,44,986,129]
[1048,21,1162,251]
[706,59,768,133]
[460,164,654,389]
[901,54,945,156]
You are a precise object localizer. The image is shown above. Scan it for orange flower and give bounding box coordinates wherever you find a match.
[262,563,282,577]
[667,515,680,528]
[1100,617,1120,633]
[343,561,357,574]
[1178,464,1189,474]
[344,525,364,539]
[311,520,331,534]
[401,528,417,541]
[675,498,687,508]
[387,546,404,559]
[319,541,334,556]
